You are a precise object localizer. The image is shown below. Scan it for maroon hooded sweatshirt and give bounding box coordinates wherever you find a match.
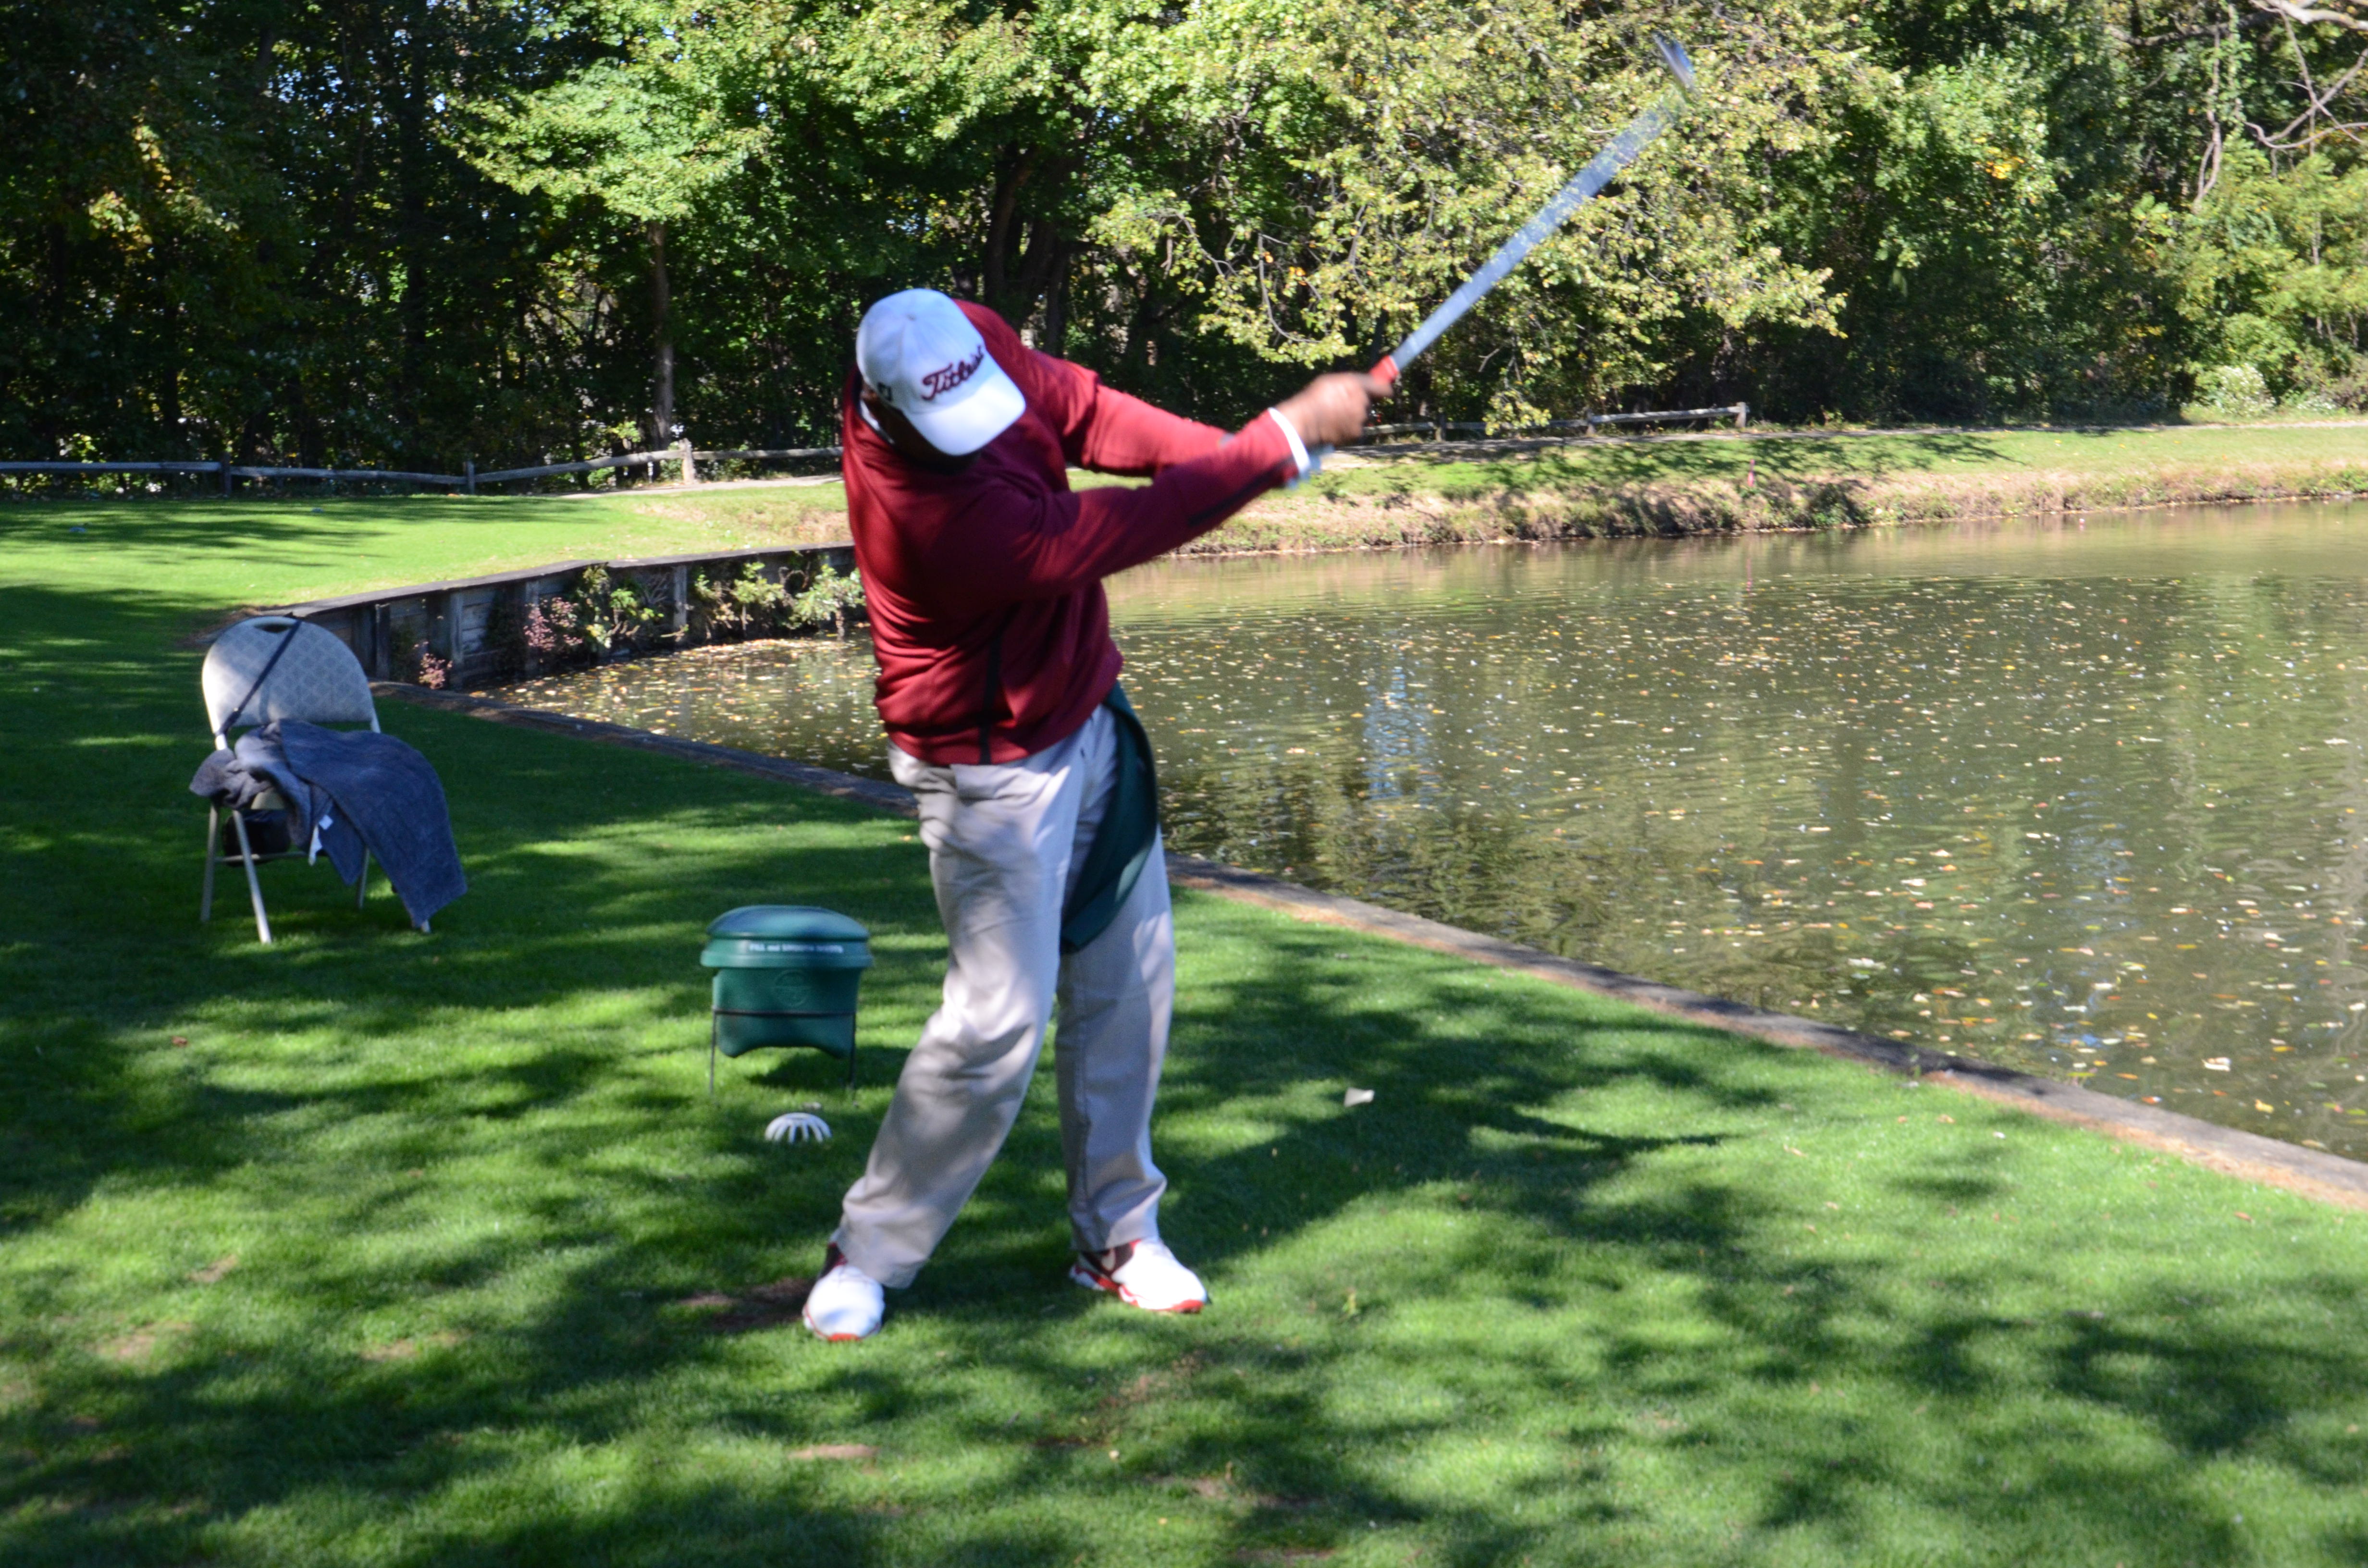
[841,302,1299,765]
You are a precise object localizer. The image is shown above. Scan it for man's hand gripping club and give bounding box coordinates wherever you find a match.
[1274,371,1392,453]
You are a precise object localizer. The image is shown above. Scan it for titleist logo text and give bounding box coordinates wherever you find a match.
[920,346,985,401]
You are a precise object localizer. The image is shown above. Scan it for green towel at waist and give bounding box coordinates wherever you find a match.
[1060,683,1160,955]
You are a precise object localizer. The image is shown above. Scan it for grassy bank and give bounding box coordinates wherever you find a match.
[11,487,2368,1564]
[1196,420,2368,551]
[641,421,2368,551]
[12,423,2361,598]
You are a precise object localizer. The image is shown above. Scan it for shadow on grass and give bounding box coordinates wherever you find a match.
[7,583,2368,1565]
[0,493,731,622]
[0,493,597,552]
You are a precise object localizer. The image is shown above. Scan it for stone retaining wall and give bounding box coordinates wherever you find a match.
[252,540,857,687]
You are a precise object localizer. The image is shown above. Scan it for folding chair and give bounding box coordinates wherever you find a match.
[198,616,386,944]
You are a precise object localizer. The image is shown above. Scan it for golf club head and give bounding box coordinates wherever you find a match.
[1652,34,1696,96]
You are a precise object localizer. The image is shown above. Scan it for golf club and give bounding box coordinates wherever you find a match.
[1305,34,1699,475]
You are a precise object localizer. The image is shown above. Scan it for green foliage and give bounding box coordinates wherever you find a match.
[693,562,790,638]
[0,0,647,469]
[461,2,760,227]
[1069,0,1850,427]
[2198,362,2277,417]
[3,0,2365,466]
[789,562,864,636]
[691,560,863,639]
[2165,147,2368,402]
[567,565,663,657]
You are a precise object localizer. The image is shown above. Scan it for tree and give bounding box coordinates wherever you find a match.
[465,1,761,449]
[9,0,2367,468]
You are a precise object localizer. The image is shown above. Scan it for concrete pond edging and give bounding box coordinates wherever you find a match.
[249,540,857,688]
[376,680,2368,1213]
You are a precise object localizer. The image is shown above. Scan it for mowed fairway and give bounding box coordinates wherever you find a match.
[7,501,2368,1566]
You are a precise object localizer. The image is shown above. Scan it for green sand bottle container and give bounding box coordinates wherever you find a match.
[699,905,873,1090]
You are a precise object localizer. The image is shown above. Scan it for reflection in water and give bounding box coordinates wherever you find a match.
[501,502,2368,1158]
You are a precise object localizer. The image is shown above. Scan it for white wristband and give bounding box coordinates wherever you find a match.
[1264,407,1313,476]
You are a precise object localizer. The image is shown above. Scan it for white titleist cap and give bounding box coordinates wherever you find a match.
[856,289,1025,456]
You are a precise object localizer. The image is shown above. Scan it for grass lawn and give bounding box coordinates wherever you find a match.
[4,487,854,612]
[11,505,2368,1565]
[1304,420,2368,503]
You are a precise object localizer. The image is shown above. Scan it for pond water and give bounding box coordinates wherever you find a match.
[501,502,2368,1158]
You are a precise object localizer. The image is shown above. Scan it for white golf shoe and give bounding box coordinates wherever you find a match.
[1070,1239,1208,1313]
[802,1245,884,1341]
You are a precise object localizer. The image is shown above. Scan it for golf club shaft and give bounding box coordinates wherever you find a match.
[1303,36,1697,475]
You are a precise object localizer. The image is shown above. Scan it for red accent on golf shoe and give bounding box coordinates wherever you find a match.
[803,1244,883,1341]
[1068,1241,1207,1313]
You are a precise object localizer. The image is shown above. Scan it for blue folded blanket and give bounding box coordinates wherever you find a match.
[190,720,465,927]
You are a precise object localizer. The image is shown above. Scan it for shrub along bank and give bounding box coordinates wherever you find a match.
[9,495,2368,1564]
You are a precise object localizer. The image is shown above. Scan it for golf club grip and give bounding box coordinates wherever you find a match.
[1300,358,1395,472]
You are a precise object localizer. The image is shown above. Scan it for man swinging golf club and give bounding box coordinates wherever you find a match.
[803,289,1384,1340]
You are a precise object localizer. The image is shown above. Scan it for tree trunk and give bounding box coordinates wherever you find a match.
[649,219,676,456]
[390,9,430,451]
[982,149,1036,317]
[158,238,183,450]
[1039,244,1071,354]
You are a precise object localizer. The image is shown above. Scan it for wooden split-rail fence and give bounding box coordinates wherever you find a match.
[5,405,1751,494]
[1361,403,1750,441]
[0,441,842,494]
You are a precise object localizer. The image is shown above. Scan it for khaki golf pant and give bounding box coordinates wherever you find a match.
[834,705,1174,1289]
